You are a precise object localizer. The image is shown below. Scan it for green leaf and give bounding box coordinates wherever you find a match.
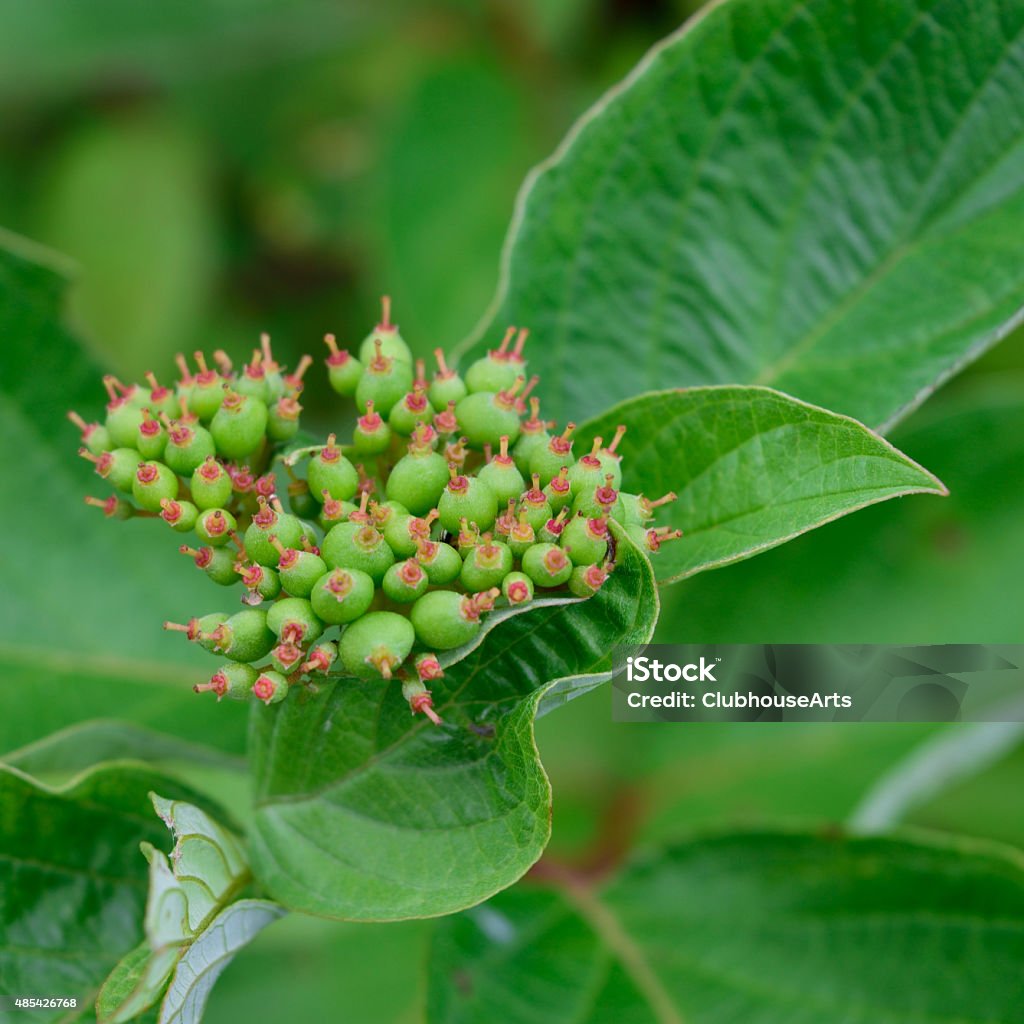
[97,793,270,1024]
[462,0,1024,430]
[248,526,658,921]
[2,720,245,781]
[427,832,1024,1023]
[655,375,1024,643]
[578,386,945,585]
[0,763,213,1021]
[158,900,285,1024]
[0,228,248,757]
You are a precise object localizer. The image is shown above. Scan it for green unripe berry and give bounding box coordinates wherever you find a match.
[163,422,216,476]
[386,438,449,514]
[338,610,415,680]
[454,388,522,451]
[252,670,289,705]
[132,460,179,512]
[69,411,112,456]
[460,537,513,591]
[357,297,413,364]
[194,662,258,701]
[389,384,434,437]
[572,474,624,521]
[384,510,438,558]
[356,340,414,414]
[352,402,392,456]
[517,475,553,534]
[410,589,497,650]
[207,608,275,663]
[159,498,199,534]
[141,372,181,419]
[506,513,535,559]
[544,466,573,512]
[266,597,324,647]
[568,562,611,598]
[618,491,678,527]
[626,524,683,555]
[310,568,375,625]
[195,507,236,547]
[83,446,142,493]
[267,395,302,442]
[322,522,395,583]
[180,544,238,586]
[324,334,363,396]
[135,410,167,460]
[187,362,226,420]
[512,398,550,475]
[567,439,607,496]
[164,612,228,653]
[301,639,338,675]
[234,356,271,403]
[105,400,145,449]
[438,467,498,534]
[529,423,575,487]
[539,509,570,545]
[595,426,627,489]
[307,434,359,501]
[429,349,467,409]
[454,518,481,556]
[271,540,327,598]
[476,436,526,506]
[191,456,233,510]
[501,571,534,606]
[414,539,462,585]
[317,492,357,530]
[245,498,305,566]
[464,327,526,394]
[382,559,429,603]
[560,514,610,566]
[210,391,268,460]
[286,477,321,520]
[240,562,282,601]
[271,640,305,675]
[522,543,573,588]
[369,499,408,533]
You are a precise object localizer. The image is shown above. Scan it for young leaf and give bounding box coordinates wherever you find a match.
[578,386,946,585]
[427,832,1024,1023]
[96,794,260,1024]
[0,764,216,1022]
[248,527,658,921]
[461,0,1024,431]
[158,900,285,1024]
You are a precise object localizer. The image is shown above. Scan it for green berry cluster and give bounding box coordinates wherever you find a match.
[72,298,680,725]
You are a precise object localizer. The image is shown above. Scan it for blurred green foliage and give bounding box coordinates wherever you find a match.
[1,0,1021,1019]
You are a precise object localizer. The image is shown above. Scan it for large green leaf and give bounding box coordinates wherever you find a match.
[577,386,945,584]
[248,529,658,921]
[460,0,1024,430]
[0,764,214,1020]
[0,229,248,757]
[655,376,1024,644]
[427,832,1024,1023]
